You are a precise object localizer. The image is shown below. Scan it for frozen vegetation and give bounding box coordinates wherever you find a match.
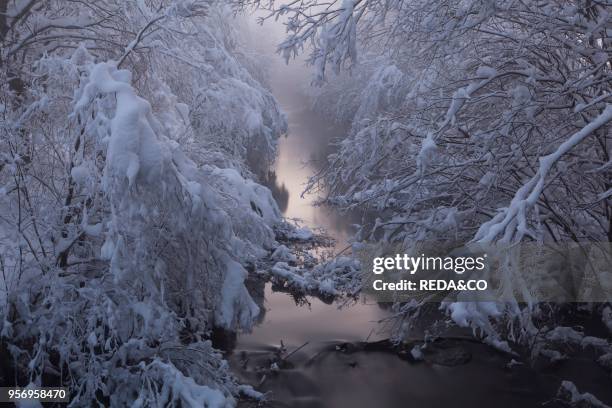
[0,0,611,406]
[0,0,286,405]
[249,0,612,394]
[256,0,612,347]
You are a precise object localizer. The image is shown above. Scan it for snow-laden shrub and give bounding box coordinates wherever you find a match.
[269,256,360,297]
[74,60,264,331]
[161,6,287,179]
[0,1,283,405]
[0,55,269,408]
[556,381,611,408]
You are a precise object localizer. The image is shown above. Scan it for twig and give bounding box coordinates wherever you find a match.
[282,341,309,361]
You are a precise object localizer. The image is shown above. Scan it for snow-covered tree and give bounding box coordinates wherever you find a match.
[1,0,284,404]
[254,0,612,348]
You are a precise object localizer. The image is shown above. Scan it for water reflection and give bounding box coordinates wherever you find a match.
[243,13,362,247]
[236,7,389,353]
[239,284,390,350]
[264,170,289,213]
[269,92,358,244]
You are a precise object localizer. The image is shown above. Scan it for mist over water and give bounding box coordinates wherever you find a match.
[235,10,390,352]
[243,13,358,246]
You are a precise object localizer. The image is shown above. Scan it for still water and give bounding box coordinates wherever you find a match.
[238,28,391,358]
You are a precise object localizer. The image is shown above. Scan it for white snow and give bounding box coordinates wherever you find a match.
[270,262,312,291]
[70,165,89,185]
[271,245,297,263]
[447,301,502,328]
[215,257,260,330]
[82,222,103,237]
[87,331,97,347]
[506,359,523,368]
[475,104,612,243]
[268,255,361,297]
[410,345,424,361]
[581,336,610,350]
[597,353,612,370]
[142,361,231,408]
[540,348,567,363]
[557,381,611,408]
[237,385,264,400]
[416,132,437,174]
[476,66,497,78]
[546,327,584,344]
[209,167,280,226]
[288,227,314,241]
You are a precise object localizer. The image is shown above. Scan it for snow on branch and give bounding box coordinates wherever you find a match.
[474,105,612,243]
